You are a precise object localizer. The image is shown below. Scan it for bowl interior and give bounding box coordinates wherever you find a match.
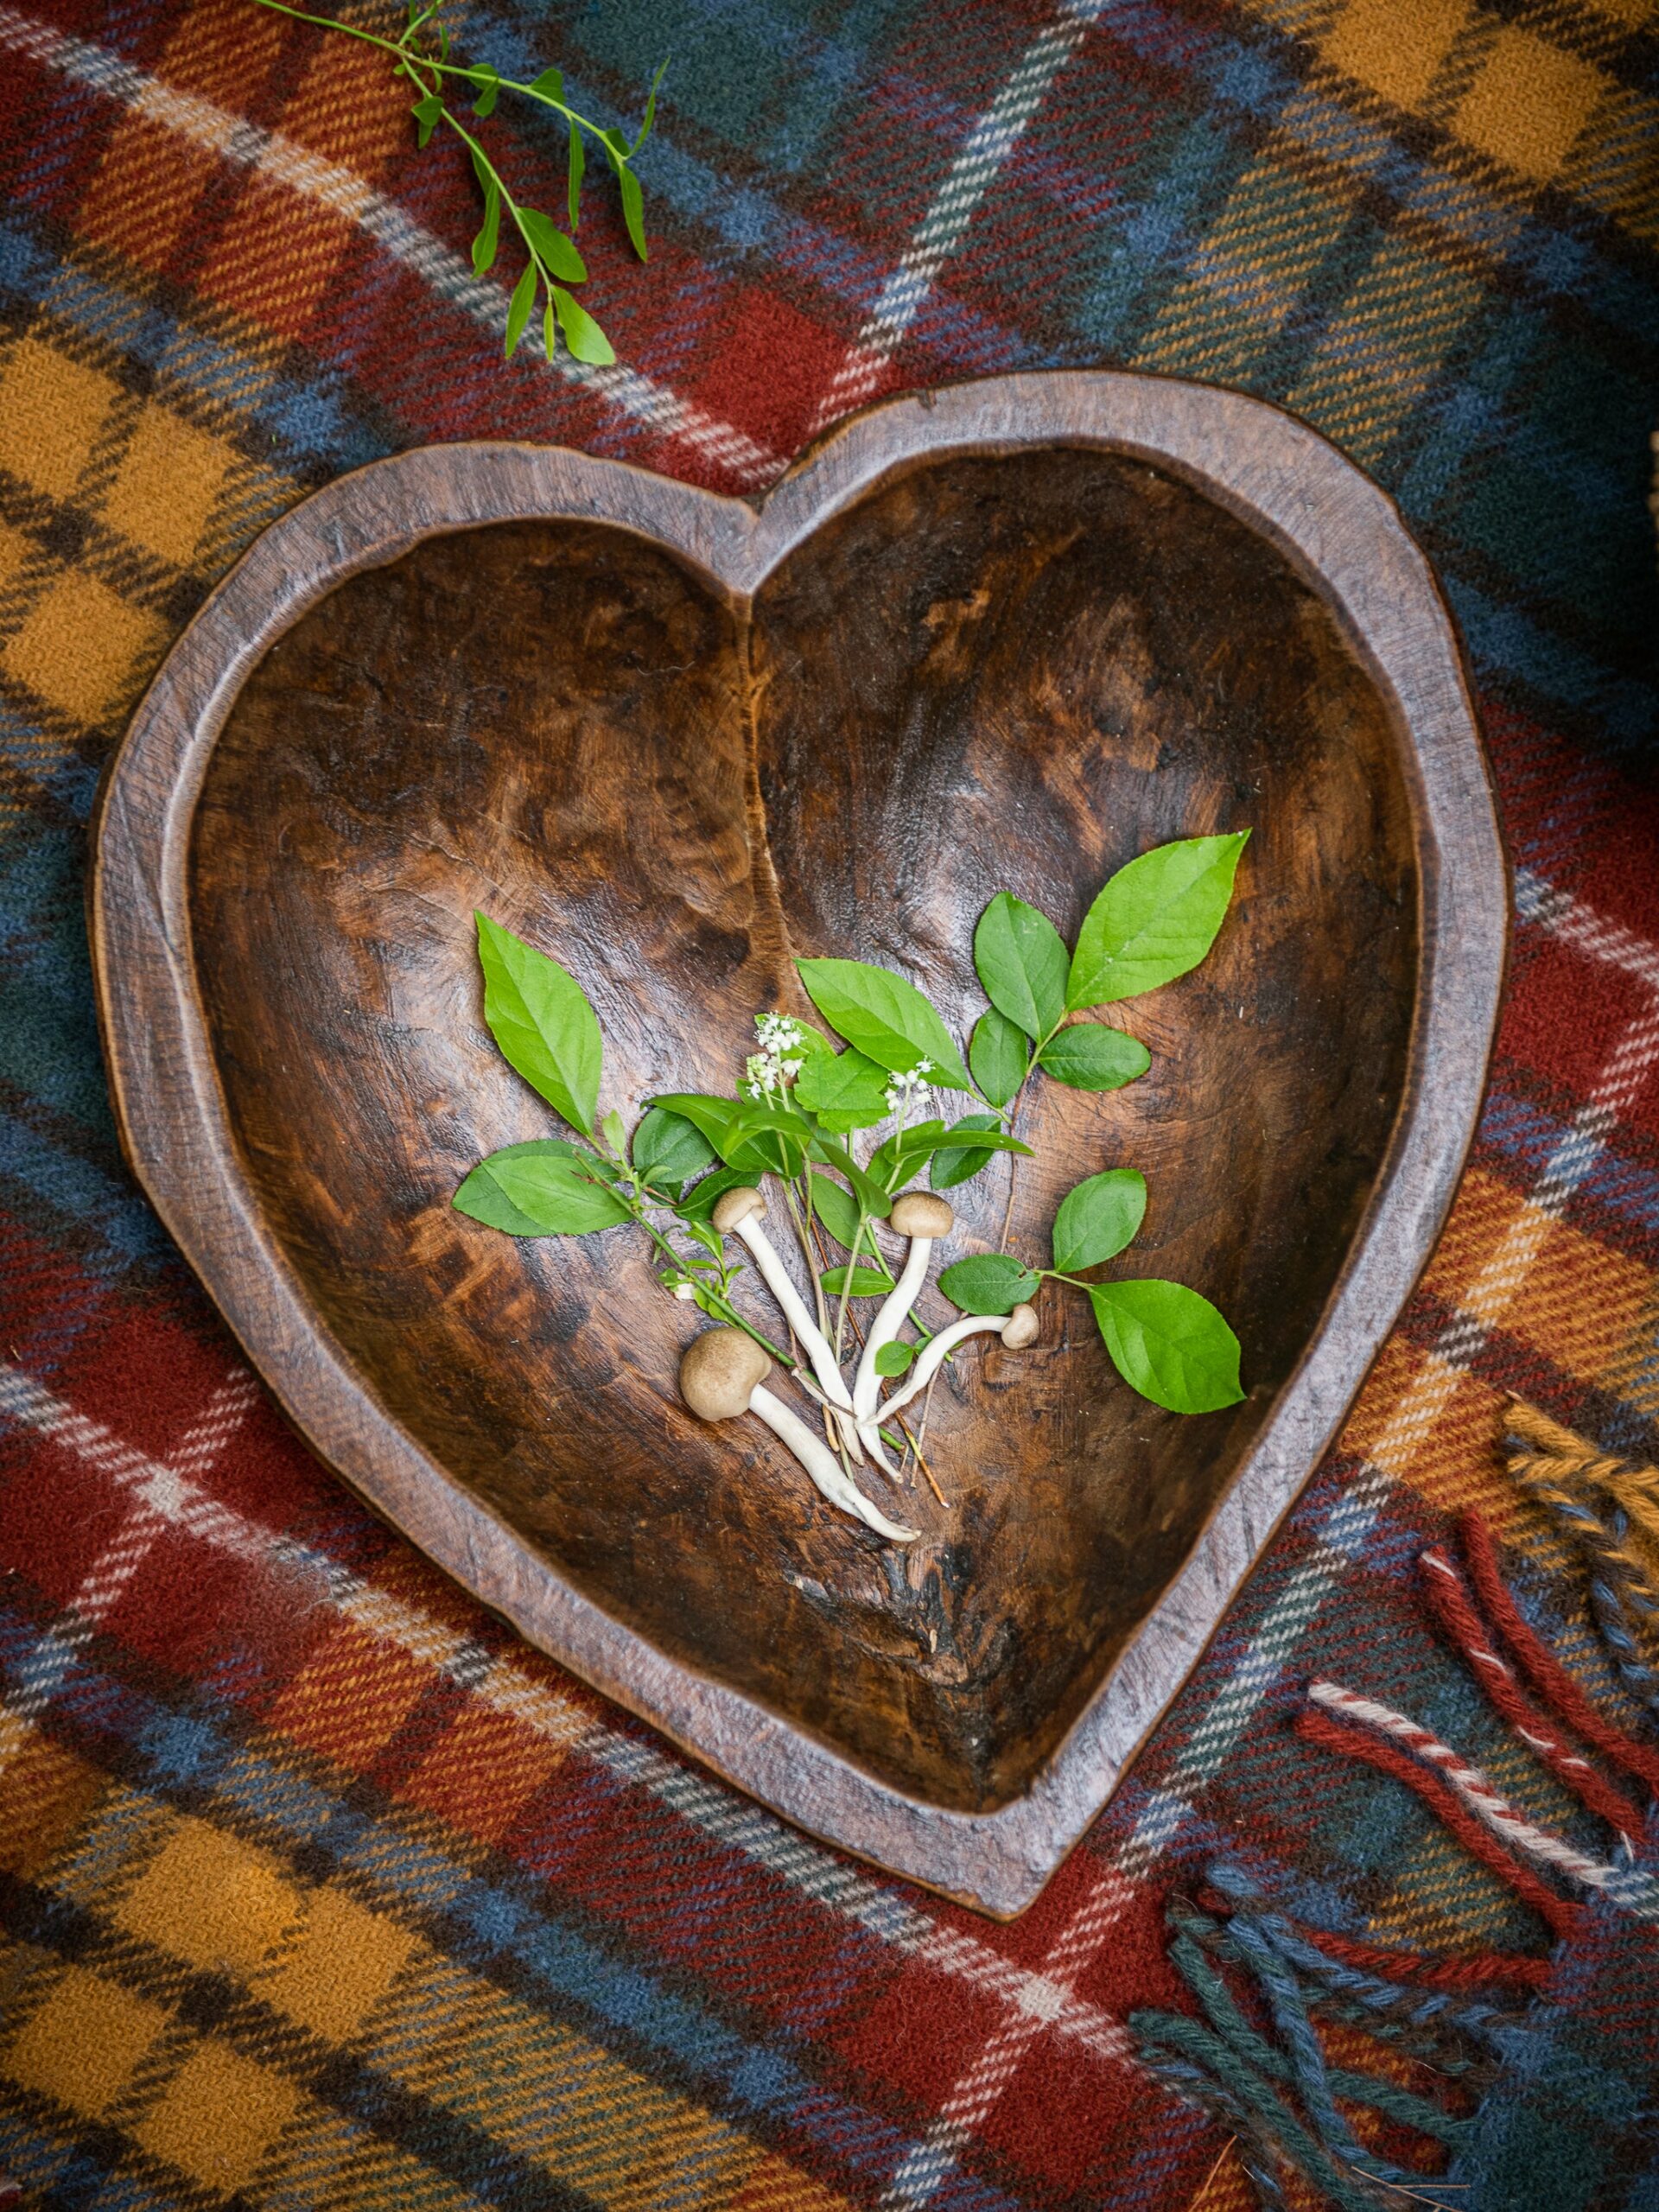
[188,448,1416,1813]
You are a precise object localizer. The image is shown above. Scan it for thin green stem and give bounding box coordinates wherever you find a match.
[780,1177,830,1339]
[424,98,559,308]
[994,1015,1064,1251]
[245,0,626,148]
[834,1215,867,1365]
[605,1169,795,1367]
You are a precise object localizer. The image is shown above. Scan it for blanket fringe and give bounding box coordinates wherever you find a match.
[1136,1402,1659,2208]
[1503,1399,1659,1713]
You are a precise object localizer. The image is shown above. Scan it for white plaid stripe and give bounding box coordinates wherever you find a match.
[812,0,1104,435]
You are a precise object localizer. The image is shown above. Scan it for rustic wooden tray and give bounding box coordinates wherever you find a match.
[91,373,1506,1916]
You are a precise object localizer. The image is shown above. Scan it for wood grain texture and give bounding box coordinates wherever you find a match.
[90,373,1507,1916]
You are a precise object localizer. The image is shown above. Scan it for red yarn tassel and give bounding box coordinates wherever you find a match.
[1295,1701,1584,1943]
[1460,1511,1659,1798]
[1421,1542,1648,1841]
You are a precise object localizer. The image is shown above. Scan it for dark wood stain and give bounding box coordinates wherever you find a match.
[189,448,1414,1812]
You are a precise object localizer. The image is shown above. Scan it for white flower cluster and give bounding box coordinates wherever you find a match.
[744,1012,808,1102]
[883,1061,933,1115]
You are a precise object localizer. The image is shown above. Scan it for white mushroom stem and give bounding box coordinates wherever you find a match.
[854,1236,931,1425]
[853,1192,957,1433]
[715,1188,864,1463]
[749,1386,918,1544]
[877,1309,1031,1423]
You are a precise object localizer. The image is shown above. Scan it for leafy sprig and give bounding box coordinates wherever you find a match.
[248,0,666,365]
[452,829,1249,1429]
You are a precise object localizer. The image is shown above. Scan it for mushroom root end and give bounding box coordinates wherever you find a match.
[1001,1302,1039,1350]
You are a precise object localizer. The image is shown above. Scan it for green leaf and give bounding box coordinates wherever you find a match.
[645,1088,808,1180]
[821,1263,896,1299]
[797,958,973,1091]
[632,55,668,153]
[1068,832,1249,1007]
[969,1008,1028,1109]
[794,1044,890,1124]
[471,177,500,274]
[475,912,601,1135]
[528,65,564,102]
[470,65,499,117]
[543,298,557,361]
[931,1111,1001,1192]
[504,258,537,358]
[723,1096,812,1176]
[806,1171,863,1251]
[938,1254,1040,1316]
[805,1133,891,1219]
[567,121,585,226]
[974,893,1068,1039]
[600,1107,627,1157]
[454,1141,631,1236]
[1038,1024,1151,1090]
[632,1106,715,1192]
[676,1165,752,1221]
[871,1115,1033,1195]
[551,284,614,365]
[518,207,586,283]
[616,159,647,260]
[1090,1281,1244,1413]
[410,92,442,147]
[650,1093,745,1157]
[868,1118,948,1193]
[874,1340,914,1377]
[1052,1169,1147,1273]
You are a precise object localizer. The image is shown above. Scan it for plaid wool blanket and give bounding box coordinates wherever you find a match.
[1,0,1656,2205]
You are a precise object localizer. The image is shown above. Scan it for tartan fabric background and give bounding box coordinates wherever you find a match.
[0,0,1656,2202]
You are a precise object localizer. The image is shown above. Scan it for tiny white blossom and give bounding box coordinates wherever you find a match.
[745,1011,808,1096]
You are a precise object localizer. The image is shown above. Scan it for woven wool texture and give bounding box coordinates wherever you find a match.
[1,0,1657,2204]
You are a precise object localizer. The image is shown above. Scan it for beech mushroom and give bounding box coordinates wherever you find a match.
[711,1185,864,1458]
[679,1329,918,1544]
[876,1300,1039,1423]
[853,1192,955,1440]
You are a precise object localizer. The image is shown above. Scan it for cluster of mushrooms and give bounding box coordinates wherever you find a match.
[677,1185,1039,1544]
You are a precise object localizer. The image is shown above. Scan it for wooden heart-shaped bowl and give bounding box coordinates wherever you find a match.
[92,374,1504,1916]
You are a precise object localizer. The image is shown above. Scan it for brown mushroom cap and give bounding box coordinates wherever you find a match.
[711,1185,765,1235]
[679,1328,771,1421]
[1001,1301,1039,1350]
[889,1191,954,1239]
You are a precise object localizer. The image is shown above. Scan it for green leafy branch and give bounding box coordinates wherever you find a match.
[962,831,1252,1241]
[451,824,1250,1542]
[248,0,667,365]
[454,915,797,1365]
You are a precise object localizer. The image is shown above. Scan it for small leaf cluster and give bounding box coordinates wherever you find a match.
[454,916,768,1351]
[940,833,1250,1412]
[936,1170,1241,1414]
[963,833,1251,1116]
[251,0,666,365]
